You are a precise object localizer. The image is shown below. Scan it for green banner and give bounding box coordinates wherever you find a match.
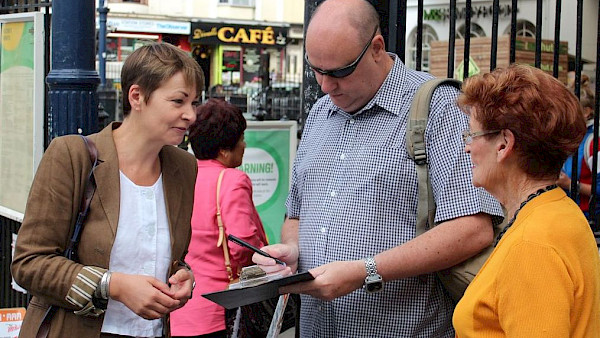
[240,128,291,244]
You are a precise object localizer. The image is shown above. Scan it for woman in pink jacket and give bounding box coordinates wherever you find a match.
[171,98,268,337]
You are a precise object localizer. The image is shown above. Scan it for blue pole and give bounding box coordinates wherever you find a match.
[98,0,109,88]
[46,0,100,140]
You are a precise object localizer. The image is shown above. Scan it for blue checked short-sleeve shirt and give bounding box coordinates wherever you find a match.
[287,54,503,337]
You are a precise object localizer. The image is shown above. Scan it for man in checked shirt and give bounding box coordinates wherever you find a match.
[253,0,503,336]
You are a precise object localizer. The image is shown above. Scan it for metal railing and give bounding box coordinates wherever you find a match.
[0,217,29,308]
[407,0,599,235]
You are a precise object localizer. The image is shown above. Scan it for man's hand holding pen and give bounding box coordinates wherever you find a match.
[251,243,297,276]
[252,246,366,300]
[244,233,367,300]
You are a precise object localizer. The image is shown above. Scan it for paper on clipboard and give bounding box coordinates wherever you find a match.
[202,271,314,309]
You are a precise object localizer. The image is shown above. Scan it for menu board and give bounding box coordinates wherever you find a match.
[222,50,240,71]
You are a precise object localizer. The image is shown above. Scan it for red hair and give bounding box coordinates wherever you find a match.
[458,64,586,179]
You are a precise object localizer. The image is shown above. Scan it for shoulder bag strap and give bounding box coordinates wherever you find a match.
[216,169,235,283]
[64,135,99,261]
[36,135,99,338]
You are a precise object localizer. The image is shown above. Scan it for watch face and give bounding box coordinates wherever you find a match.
[365,274,383,293]
[366,281,383,293]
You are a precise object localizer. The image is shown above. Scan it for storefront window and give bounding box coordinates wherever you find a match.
[105,38,119,62]
[242,47,261,83]
[265,48,282,82]
[456,23,486,39]
[105,37,155,62]
[407,24,438,72]
[222,49,241,87]
[100,36,157,88]
[503,19,536,37]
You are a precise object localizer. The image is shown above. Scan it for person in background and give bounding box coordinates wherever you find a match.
[12,42,203,337]
[170,98,268,338]
[210,84,225,98]
[252,0,503,336]
[454,64,600,337]
[558,74,598,217]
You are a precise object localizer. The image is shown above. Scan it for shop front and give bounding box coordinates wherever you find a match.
[190,21,288,100]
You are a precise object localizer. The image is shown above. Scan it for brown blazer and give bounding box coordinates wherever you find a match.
[11,123,197,338]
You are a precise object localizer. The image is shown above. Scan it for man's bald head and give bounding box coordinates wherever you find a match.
[308,0,380,43]
[304,0,392,113]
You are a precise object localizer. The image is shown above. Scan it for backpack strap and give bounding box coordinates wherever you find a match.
[65,135,99,261]
[406,78,462,236]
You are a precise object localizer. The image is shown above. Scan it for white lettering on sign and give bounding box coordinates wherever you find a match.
[105,18,190,34]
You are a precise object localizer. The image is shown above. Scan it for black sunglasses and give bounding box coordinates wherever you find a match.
[305,27,378,79]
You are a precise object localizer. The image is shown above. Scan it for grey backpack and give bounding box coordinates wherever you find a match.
[406,78,505,302]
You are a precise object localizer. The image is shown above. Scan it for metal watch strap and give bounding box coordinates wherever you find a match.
[365,257,378,276]
[364,256,383,293]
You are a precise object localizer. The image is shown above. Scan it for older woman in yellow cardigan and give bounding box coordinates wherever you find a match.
[453,64,600,337]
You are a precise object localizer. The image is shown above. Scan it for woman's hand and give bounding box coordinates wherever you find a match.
[109,272,180,319]
[168,268,195,310]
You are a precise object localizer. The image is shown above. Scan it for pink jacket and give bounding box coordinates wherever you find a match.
[170,159,268,336]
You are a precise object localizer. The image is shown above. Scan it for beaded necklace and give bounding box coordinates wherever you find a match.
[494,184,558,247]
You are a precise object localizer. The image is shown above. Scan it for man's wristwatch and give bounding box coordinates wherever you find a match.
[364,257,383,293]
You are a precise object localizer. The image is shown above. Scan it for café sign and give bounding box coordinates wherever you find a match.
[191,22,287,47]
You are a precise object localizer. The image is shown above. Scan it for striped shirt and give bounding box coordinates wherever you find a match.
[287,54,503,337]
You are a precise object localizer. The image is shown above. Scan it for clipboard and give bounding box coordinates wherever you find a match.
[202,271,314,309]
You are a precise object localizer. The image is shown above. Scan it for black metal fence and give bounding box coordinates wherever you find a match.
[245,79,302,121]
[0,217,29,308]
[394,0,599,236]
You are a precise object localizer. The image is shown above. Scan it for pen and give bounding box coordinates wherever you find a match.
[227,234,287,266]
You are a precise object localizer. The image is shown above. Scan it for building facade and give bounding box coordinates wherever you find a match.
[403,0,597,82]
[101,0,304,96]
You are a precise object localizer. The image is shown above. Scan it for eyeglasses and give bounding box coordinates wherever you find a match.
[304,27,378,79]
[462,129,501,145]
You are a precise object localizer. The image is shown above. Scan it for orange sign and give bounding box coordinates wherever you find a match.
[0,308,26,337]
